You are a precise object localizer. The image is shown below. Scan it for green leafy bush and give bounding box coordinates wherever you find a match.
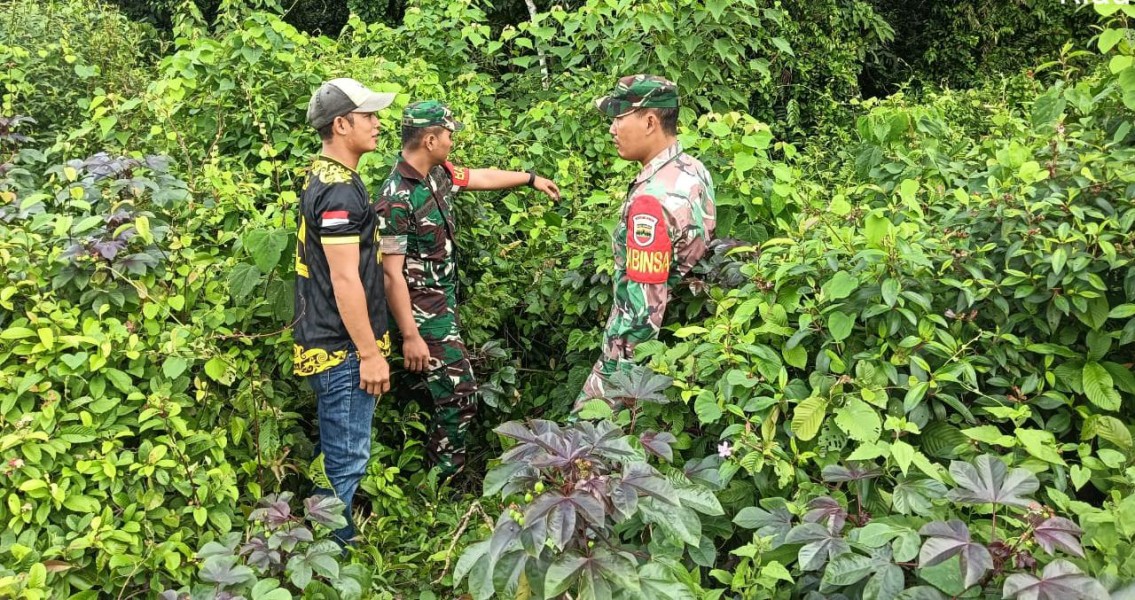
[2,0,1135,598]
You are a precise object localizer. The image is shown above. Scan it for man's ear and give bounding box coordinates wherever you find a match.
[644,111,659,136]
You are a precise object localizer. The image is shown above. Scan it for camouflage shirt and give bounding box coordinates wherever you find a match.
[580,141,716,403]
[375,158,470,337]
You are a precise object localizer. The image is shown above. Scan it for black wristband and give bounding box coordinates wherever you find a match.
[526,170,537,187]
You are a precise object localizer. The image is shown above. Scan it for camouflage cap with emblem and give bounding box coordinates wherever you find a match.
[402,100,464,132]
[594,74,679,118]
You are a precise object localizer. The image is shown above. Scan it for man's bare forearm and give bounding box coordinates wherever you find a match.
[466,168,530,191]
[330,274,381,356]
[382,259,421,340]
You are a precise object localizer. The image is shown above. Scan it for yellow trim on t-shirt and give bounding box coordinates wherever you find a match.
[322,235,361,246]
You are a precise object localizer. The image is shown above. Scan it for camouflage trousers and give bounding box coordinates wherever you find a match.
[411,328,478,477]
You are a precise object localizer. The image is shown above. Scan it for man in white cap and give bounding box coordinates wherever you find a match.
[292,78,395,544]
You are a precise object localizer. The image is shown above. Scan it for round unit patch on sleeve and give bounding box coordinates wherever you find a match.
[625,194,671,284]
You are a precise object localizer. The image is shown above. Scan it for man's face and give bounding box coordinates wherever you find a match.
[428,127,454,163]
[341,111,380,153]
[608,109,648,162]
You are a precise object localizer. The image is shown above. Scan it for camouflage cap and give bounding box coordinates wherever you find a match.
[594,74,679,118]
[402,100,464,132]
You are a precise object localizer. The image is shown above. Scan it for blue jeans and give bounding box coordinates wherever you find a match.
[306,353,376,545]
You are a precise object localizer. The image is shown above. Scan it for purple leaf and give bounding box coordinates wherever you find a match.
[519,515,547,556]
[619,462,678,505]
[304,494,347,529]
[117,252,158,275]
[733,504,794,547]
[489,512,522,563]
[547,500,577,551]
[494,420,562,445]
[918,519,992,588]
[240,536,280,570]
[607,366,673,404]
[1032,517,1085,558]
[785,522,850,571]
[610,479,639,520]
[639,431,677,462]
[198,555,254,588]
[822,463,882,483]
[577,420,638,461]
[803,496,848,533]
[528,432,584,469]
[524,490,606,550]
[250,492,293,528]
[946,454,1038,509]
[93,239,126,260]
[683,455,724,490]
[270,525,313,552]
[1002,559,1108,600]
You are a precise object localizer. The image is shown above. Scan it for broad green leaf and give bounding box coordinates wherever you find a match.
[163,356,188,380]
[1016,429,1065,465]
[825,271,858,300]
[204,357,230,383]
[1100,28,1126,53]
[694,390,723,424]
[228,262,262,302]
[890,439,915,475]
[827,311,855,342]
[864,212,892,246]
[961,425,1016,448]
[791,397,828,441]
[1082,362,1121,411]
[834,398,881,443]
[821,552,875,586]
[1082,414,1134,450]
[864,564,904,600]
[243,228,290,274]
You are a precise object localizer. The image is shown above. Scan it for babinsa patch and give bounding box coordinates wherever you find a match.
[624,195,671,284]
[632,213,658,246]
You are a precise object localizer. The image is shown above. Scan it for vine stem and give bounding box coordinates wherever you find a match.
[431,500,493,585]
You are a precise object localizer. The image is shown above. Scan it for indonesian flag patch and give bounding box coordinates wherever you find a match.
[321,210,350,228]
[625,195,671,284]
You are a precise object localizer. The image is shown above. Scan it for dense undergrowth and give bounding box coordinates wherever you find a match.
[1,0,1134,598]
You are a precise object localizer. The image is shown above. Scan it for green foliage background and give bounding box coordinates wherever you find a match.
[1,0,1134,598]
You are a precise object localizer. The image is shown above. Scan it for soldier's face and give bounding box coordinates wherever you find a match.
[427,128,454,163]
[609,110,648,161]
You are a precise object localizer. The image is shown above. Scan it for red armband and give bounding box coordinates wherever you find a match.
[443,161,470,187]
[625,195,671,284]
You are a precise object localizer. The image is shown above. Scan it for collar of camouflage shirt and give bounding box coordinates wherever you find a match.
[633,141,683,186]
[394,158,429,181]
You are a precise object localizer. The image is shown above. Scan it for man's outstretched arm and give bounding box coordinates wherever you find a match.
[466,168,561,200]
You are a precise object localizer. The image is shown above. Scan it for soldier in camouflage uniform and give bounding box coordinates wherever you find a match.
[376,100,560,476]
[576,75,717,410]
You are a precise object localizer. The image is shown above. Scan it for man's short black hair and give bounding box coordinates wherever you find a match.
[401,124,446,149]
[649,107,679,136]
[317,112,355,141]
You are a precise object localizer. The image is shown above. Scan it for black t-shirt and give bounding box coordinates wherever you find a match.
[292,155,390,376]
